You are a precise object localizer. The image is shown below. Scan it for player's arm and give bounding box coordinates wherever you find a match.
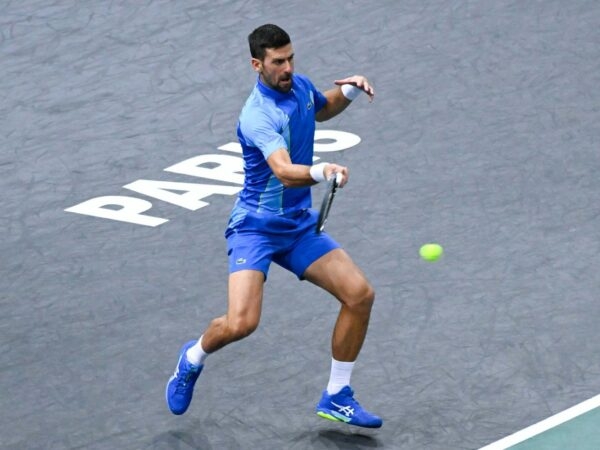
[266,149,348,187]
[315,75,374,122]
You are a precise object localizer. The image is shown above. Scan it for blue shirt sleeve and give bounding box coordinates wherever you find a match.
[313,84,327,112]
[239,109,287,160]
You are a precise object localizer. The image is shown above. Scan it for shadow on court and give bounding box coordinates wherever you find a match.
[316,430,382,449]
[150,430,211,450]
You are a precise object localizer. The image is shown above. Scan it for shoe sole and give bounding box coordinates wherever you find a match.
[316,409,383,428]
[317,410,351,423]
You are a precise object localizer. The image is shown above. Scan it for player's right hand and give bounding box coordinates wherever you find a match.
[325,163,348,187]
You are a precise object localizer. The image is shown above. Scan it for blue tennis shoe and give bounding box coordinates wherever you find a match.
[316,385,383,428]
[166,340,203,415]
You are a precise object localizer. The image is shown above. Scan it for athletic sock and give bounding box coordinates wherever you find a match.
[185,335,209,366]
[326,358,355,395]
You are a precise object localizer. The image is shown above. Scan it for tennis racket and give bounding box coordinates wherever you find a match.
[316,173,342,233]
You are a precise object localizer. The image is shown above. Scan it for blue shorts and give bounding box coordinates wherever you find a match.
[224,207,340,280]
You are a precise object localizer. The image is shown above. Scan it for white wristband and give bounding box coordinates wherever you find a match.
[309,162,328,182]
[341,84,362,101]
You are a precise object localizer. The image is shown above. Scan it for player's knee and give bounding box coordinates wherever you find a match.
[227,316,259,340]
[361,283,375,309]
[345,282,375,312]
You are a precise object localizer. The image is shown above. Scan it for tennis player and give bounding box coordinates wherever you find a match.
[166,23,382,428]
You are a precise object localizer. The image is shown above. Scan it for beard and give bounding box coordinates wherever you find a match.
[278,76,293,92]
[262,72,293,93]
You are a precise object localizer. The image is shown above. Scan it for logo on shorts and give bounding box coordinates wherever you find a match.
[236,258,246,265]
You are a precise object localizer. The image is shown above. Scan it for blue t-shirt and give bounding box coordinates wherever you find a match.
[234,73,327,214]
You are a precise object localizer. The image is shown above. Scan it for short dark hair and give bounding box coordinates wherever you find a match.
[248,24,291,60]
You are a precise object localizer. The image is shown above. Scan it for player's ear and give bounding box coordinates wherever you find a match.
[251,58,262,73]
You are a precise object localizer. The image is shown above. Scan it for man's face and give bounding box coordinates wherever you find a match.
[252,44,294,93]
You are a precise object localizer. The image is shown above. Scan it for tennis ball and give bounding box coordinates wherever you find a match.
[419,243,443,261]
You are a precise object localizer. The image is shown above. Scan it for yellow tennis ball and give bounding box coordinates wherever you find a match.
[420,243,443,261]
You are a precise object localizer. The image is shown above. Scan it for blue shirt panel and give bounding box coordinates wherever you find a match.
[235,73,327,214]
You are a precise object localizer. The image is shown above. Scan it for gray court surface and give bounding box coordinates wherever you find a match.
[2,1,600,449]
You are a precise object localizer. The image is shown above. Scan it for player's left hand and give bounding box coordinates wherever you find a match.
[334,75,375,102]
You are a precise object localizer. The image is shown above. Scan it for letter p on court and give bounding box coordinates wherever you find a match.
[65,196,168,227]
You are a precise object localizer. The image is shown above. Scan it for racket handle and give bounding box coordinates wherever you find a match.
[335,172,343,185]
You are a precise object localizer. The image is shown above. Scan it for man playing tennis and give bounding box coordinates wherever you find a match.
[166,23,382,428]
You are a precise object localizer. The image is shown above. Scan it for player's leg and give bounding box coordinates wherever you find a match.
[303,248,382,428]
[166,269,265,415]
[303,248,374,362]
[201,269,265,352]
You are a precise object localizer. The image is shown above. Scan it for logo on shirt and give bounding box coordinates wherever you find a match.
[307,91,314,110]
